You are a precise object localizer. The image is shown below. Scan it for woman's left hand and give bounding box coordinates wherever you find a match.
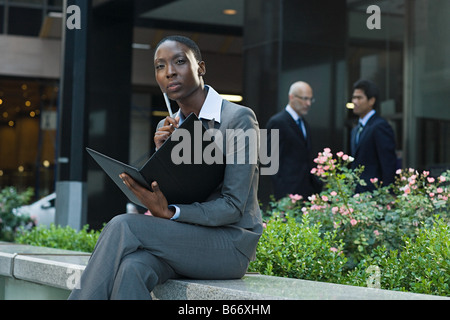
[119,173,175,219]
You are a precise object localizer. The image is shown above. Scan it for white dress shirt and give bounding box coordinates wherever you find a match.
[285,104,307,138]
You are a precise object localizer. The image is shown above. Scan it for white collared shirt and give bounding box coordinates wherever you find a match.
[177,85,222,125]
[285,104,299,122]
[285,104,307,138]
[359,109,376,127]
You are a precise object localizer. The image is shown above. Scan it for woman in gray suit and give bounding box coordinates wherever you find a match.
[69,36,263,299]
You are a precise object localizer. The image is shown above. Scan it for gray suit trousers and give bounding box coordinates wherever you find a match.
[68,213,249,300]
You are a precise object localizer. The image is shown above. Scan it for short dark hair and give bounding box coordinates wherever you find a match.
[154,35,202,62]
[353,79,380,109]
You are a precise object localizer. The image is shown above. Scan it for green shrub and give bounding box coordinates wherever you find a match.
[16,223,100,253]
[248,214,347,284]
[0,186,34,241]
[259,148,450,296]
[344,218,450,296]
[270,148,450,268]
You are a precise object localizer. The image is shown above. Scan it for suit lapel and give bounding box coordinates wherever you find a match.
[360,114,378,143]
[284,111,308,146]
[351,126,357,156]
[354,114,377,154]
[302,118,312,148]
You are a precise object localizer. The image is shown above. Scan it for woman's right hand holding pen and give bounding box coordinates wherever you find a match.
[154,115,180,149]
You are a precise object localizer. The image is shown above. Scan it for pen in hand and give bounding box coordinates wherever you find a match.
[155,93,179,149]
[163,92,173,118]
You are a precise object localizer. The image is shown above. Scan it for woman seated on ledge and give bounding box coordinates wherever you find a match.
[68,35,263,300]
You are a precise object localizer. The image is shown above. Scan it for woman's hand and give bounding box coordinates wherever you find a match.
[154,116,180,149]
[119,173,175,219]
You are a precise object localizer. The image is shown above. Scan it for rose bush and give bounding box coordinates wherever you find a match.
[248,213,347,283]
[345,218,450,296]
[266,148,450,268]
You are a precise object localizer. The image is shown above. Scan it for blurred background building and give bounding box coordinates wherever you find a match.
[0,0,449,229]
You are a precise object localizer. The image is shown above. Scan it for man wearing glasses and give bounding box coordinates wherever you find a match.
[266,81,322,200]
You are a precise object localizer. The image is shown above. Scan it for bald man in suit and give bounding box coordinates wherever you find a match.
[266,81,322,200]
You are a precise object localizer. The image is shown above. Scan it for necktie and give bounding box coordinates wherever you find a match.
[296,118,307,139]
[355,123,364,145]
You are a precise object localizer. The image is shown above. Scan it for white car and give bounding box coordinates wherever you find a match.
[15,193,141,227]
[14,193,56,227]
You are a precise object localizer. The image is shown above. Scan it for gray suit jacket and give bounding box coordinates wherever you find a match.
[157,99,263,261]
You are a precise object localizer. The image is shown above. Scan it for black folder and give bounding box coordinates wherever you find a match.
[86,113,225,208]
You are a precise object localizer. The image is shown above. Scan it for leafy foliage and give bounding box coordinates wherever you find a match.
[269,148,450,267]
[345,218,450,296]
[15,223,100,252]
[248,214,347,284]
[253,148,450,296]
[0,187,34,241]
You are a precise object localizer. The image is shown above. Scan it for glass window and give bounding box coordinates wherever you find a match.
[0,6,4,34]
[48,0,62,8]
[0,77,59,199]
[405,0,450,172]
[9,0,43,4]
[8,7,43,36]
[346,0,405,163]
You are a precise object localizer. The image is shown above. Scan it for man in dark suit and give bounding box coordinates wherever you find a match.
[266,81,322,200]
[350,79,397,193]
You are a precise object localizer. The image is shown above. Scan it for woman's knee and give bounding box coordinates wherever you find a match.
[105,213,142,233]
[116,251,170,288]
[108,213,132,226]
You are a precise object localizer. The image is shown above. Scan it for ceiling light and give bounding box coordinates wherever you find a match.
[346,103,355,109]
[223,9,237,15]
[132,43,151,50]
[220,94,243,102]
[48,12,63,18]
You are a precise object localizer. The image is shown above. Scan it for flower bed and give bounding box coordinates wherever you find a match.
[249,148,450,297]
[3,150,450,297]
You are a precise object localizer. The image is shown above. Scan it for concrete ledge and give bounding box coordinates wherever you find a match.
[1,242,448,300]
[0,242,89,299]
[152,275,449,300]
